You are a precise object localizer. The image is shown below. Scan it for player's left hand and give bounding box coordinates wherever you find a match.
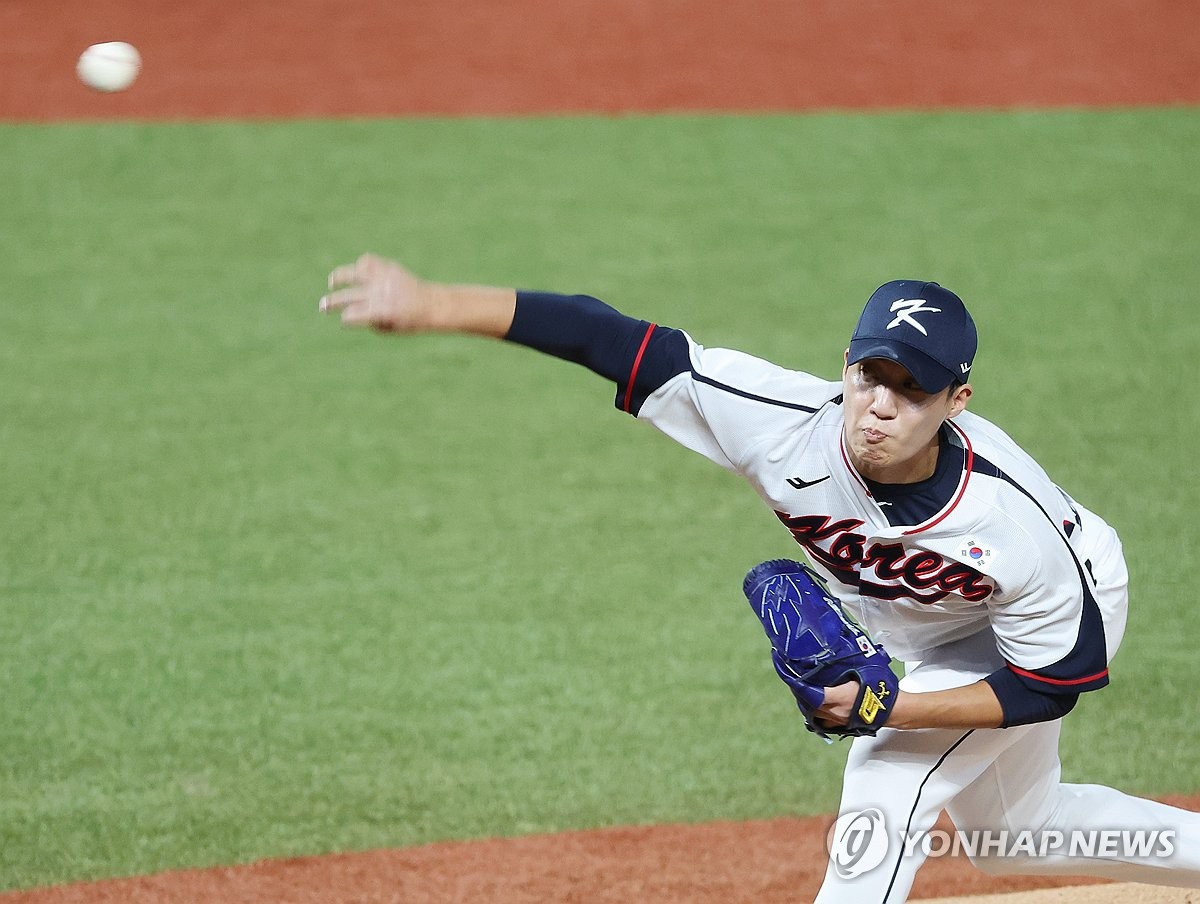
[744,559,899,740]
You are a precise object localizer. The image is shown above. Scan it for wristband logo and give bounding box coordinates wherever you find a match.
[829,808,889,878]
[858,681,891,725]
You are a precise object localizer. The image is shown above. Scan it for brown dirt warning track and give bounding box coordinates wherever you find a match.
[3,0,1199,901]
[3,0,1200,120]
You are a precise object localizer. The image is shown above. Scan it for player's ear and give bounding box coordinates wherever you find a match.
[842,348,850,378]
[948,382,972,418]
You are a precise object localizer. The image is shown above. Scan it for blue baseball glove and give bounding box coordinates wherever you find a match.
[743,559,899,740]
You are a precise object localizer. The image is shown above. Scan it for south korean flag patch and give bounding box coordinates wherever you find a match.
[960,539,994,568]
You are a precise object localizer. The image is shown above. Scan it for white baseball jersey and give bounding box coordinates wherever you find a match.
[633,333,1126,691]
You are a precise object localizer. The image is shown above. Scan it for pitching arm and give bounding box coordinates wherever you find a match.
[318,254,822,472]
[320,253,691,407]
[320,254,517,337]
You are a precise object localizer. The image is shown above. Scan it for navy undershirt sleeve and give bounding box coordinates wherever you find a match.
[504,291,691,415]
[505,291,645,381]
[984,667,1080,727]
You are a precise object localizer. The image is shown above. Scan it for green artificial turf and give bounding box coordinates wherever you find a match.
[1,107,1198,889]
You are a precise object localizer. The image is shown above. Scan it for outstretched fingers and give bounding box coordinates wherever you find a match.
[318,286,365,313]
[320,254,388,325]
[318,253,431,332]
[327,253,381,291]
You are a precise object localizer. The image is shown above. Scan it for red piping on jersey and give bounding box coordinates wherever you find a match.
[622,323,657,413]
[1008,663,1109,686]
[903,420,974,536]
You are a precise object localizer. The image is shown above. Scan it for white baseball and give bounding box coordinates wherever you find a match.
[77,42,142,93]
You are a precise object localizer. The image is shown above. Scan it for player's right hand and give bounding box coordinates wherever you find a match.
[320,253,431,333]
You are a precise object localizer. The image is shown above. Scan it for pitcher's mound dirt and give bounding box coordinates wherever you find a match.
[3,0,1199,119]
[5,803,1199,903]
[919,885,1200,904]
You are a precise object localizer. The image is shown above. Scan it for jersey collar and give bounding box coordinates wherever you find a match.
[838,419,975,535]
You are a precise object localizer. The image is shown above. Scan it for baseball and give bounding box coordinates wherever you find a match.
[76,42,141,93]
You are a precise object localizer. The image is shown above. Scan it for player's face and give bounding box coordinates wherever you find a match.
[841,354,971,484]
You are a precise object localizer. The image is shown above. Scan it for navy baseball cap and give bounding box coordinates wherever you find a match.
[847,280,977,392]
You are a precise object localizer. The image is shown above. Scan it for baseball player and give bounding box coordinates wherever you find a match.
[319,254,1200,902]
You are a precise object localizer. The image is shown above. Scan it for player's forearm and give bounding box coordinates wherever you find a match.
[320,254,517,336]
[887,681,1005,730]
[423,282,517,336]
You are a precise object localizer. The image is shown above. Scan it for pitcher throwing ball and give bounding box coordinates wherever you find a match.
[319,254,1200,901]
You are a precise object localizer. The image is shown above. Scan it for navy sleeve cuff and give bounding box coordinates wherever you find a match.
[985,667,1081,727]
[505,291,691,415]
